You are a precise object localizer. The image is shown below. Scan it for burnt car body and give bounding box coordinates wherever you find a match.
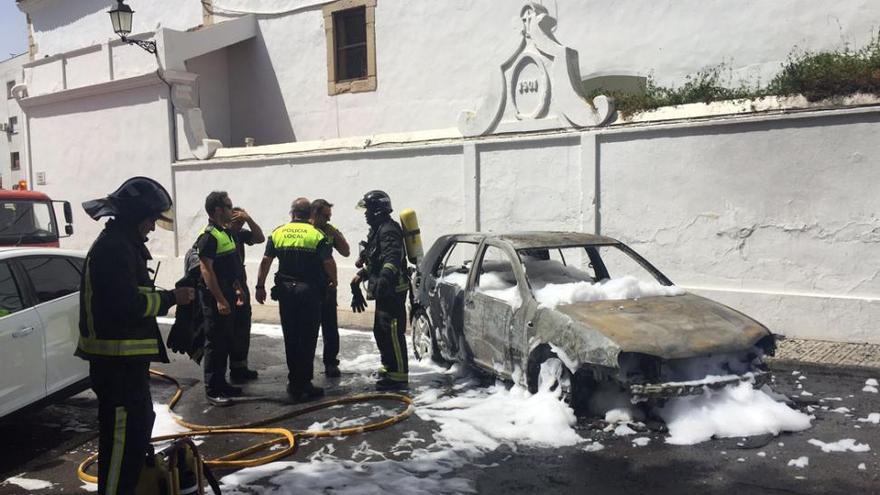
[411,232,776,402]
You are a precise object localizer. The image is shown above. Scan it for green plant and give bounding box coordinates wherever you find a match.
[586,33,880,116]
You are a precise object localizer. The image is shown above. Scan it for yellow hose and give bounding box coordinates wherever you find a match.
[78,369,414,484]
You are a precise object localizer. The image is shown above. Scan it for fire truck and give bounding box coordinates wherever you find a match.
[0,181,73,247]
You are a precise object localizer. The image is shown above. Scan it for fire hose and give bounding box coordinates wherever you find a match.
[77,369,414,485]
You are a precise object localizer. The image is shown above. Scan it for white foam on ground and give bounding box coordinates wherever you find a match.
[1,475,53,490]
[152,403,190,438]
[219,324,581,493]
[807,438,871,453]
[863,386,878,393]
[866,379,879,387]
[788,456,809,468]
[857,413,880,424]
[632,437,650,447]
[657,381,812,445]
[858,463,867,470]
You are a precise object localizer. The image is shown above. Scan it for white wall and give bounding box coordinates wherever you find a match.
[0,54,28,189]
[167,106,880,344]
[21,0,202,58]
[25,82,176,257]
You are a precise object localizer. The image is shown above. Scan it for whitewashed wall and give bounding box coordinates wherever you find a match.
[164,106,880,344]
[0,54,27,189]
[24,82,177,259]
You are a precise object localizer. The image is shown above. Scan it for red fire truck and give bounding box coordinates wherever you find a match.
[0,185,73,247]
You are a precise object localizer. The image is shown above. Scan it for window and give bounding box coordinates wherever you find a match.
[6,80,14,100]
[0,262,24,317]
[476,246,519,303]
[436,241,478,288]
[7,116,16,135]
[10,152,20,171]
[323,0,377,95]
[19,257,81,303]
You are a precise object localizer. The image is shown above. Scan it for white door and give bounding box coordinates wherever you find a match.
[0,261,46,417]
[21,256,88,395]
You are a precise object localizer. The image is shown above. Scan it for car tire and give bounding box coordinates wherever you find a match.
[527,346,591,410]
[412,309,446,365]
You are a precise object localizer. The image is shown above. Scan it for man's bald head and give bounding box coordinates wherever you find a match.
[290,197,312,220]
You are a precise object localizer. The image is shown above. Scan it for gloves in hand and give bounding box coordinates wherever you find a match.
[351,282,368,313]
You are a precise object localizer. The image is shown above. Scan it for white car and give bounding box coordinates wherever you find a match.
[0,247,89,418]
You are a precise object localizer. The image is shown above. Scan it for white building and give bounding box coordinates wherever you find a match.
[0,53,27,190]
[11,0,880,343]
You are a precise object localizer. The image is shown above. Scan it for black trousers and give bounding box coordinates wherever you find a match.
[90,360,154,495]
[230,289,253,370]
[277,283,322,389]
[320,287,339,367]
[200,287,236,395]
[373,292,408,382]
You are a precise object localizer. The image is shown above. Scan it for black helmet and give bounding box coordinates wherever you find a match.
[82,176,174,230]
[356,190,393,218]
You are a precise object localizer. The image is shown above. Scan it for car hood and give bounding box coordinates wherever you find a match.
[553,293,769,360]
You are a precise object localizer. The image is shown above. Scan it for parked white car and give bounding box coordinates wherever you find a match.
[0,247,89,418]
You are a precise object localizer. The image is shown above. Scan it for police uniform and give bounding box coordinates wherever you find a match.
[364,217,410,384]
[317,223,340,371]
[230,229,257,376]
[195,222,242,397]
[265,220,332,394]
[76,219,175,495]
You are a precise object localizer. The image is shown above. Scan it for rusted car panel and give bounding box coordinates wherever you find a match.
[412,232,775,402]
[553,294,770,360]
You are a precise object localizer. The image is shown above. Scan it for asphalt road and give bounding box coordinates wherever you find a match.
[1,324,878,494]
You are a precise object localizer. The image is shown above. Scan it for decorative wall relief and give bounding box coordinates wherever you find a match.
[458,2,615,137]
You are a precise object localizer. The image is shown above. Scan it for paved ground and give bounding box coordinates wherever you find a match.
[1,325,879,494]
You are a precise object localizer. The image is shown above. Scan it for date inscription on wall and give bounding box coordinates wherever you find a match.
[511,56,548,119]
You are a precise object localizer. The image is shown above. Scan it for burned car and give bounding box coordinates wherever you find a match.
[411,232,776,404]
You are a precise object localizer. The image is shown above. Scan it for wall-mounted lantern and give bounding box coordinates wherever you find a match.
[108,0,157,54]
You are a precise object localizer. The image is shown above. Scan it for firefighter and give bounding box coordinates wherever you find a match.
[353,190,409,390]
[77,176,195,495]
[255,198,337,401]
[227,206,265,382]
[195,191,244,406]
[310,199,350,378]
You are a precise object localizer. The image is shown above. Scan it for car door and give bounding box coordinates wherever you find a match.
[463,243,525,375]
[0,260,47,417]
[20,256,87,395]
[428,240,479,360]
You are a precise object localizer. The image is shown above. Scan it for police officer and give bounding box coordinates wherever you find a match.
[310,199,350,378]
[195,191,243,405]
[77,177,195,495]
[227,206,265,382]
[353,190,409,390]
[255,198,337,401]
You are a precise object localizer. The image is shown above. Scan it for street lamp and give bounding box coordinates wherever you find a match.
[108,0,157,54]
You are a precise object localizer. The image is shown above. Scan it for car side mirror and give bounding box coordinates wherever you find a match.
[65,224,74,236]
[63,201,73,224]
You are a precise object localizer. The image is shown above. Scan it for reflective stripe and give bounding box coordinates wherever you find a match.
[382,263,399,274]
[77,336,160,357]
[271,223,325,251]
[389,318,406,379]
[201,225,237,257]
[106,406,127,495]
[84,257,96,339]
[138,287,162,318]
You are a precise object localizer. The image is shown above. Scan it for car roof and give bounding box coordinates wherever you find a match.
[446,231,620,249]
[0,247,86,260]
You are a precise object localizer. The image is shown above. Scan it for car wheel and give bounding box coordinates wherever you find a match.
[527,346,571,397]
[412,309,445,364]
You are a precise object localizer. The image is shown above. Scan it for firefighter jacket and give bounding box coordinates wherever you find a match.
[364,216,409,299]
[76,219,173,362]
